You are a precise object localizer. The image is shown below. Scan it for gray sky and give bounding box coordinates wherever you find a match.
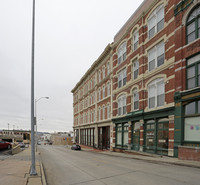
[0,0,143,133]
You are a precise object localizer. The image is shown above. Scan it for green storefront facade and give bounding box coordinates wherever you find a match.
[174,88,200,158]
[113,107,175,156]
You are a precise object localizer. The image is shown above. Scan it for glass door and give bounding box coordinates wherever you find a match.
[132,122,140,151]
[157,119,169,155]
[145,120,155,153]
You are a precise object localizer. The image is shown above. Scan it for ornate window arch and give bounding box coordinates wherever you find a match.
[186,4,200,44]
[148,4,164,39]
[117,41,127,64]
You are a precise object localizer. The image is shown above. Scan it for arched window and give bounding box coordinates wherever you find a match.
[133,59,139,80]
[133,89,139,110]
[148,4,164,39]
[102,105,105,120]
[103,66,105,79]
[103,85,105,98]
[107,62,110,74]
[133,30,139,50]
[98,70,101,82]
[118,42,127,64]
[107,82,110,96]
[186,5,200,44]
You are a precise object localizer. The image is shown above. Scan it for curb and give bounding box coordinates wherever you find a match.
[40,162,47,185]
[81,148,200,169]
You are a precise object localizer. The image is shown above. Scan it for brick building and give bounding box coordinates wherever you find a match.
[71,44,113,150]
[72,0,200,160]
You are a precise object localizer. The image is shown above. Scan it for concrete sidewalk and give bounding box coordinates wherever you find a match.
[0,147,46,185]
[80,145,200,169]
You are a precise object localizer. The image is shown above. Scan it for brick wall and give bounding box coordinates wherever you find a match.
[178,146,200,161]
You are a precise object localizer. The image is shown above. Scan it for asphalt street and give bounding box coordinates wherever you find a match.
[39,145,200,185]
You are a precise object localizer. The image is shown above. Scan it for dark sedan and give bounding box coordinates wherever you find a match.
[71,144,81,150]
[0,139,12,150]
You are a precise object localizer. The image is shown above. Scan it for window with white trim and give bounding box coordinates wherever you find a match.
[107,82,110,96]
[98,88,101,101]
[148,78,165,109]
[93,110,95,122]
[133,89,139,110]
[118,42,127,64]
[107,62,110,75]
[103,86,105,98]
[98,107,101,121]
[102,106,105,120]
[118,68,127,88]
[133,30,139,50]
[148,41,165,71]
[148,5,164,39]
[118,95,127,116]
[133,59,139,80]
[107,104,110,119]
[98,70,101,82]
[103,66,105,79]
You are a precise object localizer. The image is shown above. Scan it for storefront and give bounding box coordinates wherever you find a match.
[174,88,200,160]
[113,108,174,156]
[80,128,95,147]
[144,118,169,155]
[131,121,140,151]
[116,123,128,149]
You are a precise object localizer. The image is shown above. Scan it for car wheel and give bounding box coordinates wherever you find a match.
[8,145,11,149]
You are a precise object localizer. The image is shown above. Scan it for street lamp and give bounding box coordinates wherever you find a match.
[35,97,49,152]
[30,0,36,176]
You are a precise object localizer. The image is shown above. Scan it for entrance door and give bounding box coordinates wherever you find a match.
[145,120,155,153]
[132,122,140,151]
[98,126,110,150]
[156,119,169,155]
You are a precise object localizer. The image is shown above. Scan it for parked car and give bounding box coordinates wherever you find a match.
[37,140,41,145]
[0,139,12,150]
[18,142,25,148]
[71,144,81,150]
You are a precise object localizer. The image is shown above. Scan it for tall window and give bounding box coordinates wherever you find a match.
[107,62,110,74]
[148,78,165,109]
[107,104,110,119]
[103,86,105,98]
[133,30,139,50]
[187,54,200,89]
[148,41,164,71]
[118,68,127,88]
[102,106,105,120]
[148,5,164,39]
[118,42,127,64]
[118,95,126,115]
[186,5,200,44]
[98,70,101,82]
[133,89,139,110]
[98,107,101,121]
[103,66,105,79]
[133,59,139,80]
[107,82,110,96]
[98,88,101,101]
[93,110,95,122]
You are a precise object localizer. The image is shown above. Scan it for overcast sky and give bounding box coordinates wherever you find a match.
[0,0,143,133]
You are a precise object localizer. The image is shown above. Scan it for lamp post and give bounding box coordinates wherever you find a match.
[30,0,36,176]
[35,97,49,152]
